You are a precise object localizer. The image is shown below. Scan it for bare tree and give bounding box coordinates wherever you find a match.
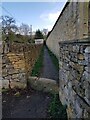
[1,15,18,35]
[1,15,18,53]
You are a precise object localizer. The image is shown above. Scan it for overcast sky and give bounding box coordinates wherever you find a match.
[2,1,66,31]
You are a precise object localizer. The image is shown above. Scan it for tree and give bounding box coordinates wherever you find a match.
[34,29,44,39]
[1,15,18,35]
[1,15,18,53]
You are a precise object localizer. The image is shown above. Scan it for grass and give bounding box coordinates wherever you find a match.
[1,88,9,93]
[31,45,44,77]
[48,94,67,119]
[45,45,59,71]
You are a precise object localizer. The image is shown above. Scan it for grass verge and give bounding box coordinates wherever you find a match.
[48,94,67,119]
[45,45,59,71]
[31,45,44,77]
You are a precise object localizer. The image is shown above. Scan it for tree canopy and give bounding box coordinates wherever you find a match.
[34,29,44,39]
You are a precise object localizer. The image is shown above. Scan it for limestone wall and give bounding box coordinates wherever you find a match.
[89,2,90,36]
[46,2,89,59]
[2,43,42,89]
[46,1,90,119]
[59,38,90,118]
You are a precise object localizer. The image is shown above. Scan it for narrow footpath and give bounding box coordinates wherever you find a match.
[40,46,59,82]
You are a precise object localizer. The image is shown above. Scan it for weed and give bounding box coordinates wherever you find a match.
[31,46,44,77]
[48,94,67,119]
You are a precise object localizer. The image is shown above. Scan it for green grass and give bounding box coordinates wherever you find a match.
[45,45,59,71]
[48,94,67,119]
[31,46,44,77]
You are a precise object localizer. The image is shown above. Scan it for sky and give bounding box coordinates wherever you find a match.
[2,1,67,32]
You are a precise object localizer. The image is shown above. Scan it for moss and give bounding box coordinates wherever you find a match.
[1,88,10,93]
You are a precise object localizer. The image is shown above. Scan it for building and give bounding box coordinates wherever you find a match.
[35,39,44,44]
[42,29,48,35]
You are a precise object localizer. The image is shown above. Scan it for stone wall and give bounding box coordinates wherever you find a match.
[46,1,90,119]
[59,37,90,118]
[46,1,89,59]
[89,2,90,36]
[0,41,2,120]
[2,43,42,89]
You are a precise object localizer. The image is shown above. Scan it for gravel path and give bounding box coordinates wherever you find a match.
[40,47,59,82]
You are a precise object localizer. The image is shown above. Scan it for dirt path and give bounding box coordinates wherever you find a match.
[2,89,52,118]
[40,47,59,82]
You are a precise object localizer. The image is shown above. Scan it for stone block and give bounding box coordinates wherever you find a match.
[80,45,84,53]
[12,74,19,79]
[59,61,63,68]
[28,77,59,94]
[84,53,90,62]
[83,109,89,118]
[5,75,12,80]
[85,46,90,53]
[10,81,26,89]
[83,71,90,82]
[84,97,90,106]
[77,54,85,60]
[67,105,74,118]
[2,80,9,89]
[78,60,88,65]
[85,66,90,73]
[75,100,83,118]
[73,45,79,53]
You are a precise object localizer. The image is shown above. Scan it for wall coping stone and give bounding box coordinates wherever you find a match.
[59,37,90,45]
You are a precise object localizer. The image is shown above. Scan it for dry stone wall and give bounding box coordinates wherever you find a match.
[46,2,89,59]
[2,43,42,89]
[0,40,2,120]
[89,3,90,36]
[59,38,90,118]
[2,52,26,89]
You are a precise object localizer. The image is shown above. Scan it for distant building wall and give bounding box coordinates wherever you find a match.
[46,2,89,59]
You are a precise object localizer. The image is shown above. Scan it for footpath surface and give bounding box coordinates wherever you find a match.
[2,47,59,118]
[40,47,59,82]
[2,90,52,118]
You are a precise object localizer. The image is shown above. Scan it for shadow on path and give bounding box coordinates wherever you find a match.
[40,47,59,82]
